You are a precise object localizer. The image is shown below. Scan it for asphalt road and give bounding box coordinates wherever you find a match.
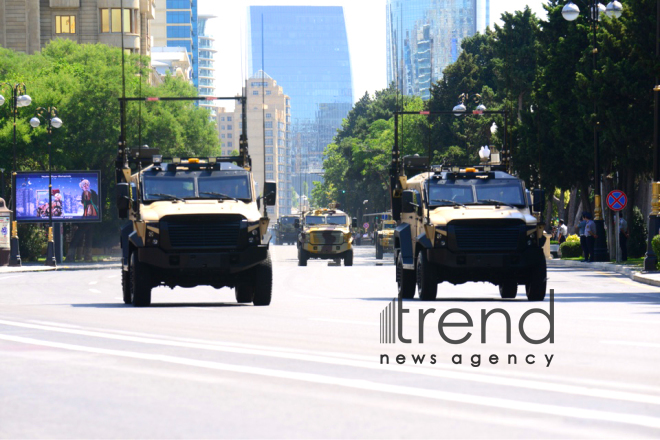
[1,245,660,438]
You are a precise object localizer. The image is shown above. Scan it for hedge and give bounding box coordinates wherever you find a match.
[560,240,583,258]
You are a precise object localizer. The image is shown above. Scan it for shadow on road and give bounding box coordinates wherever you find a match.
[71,302,247,308]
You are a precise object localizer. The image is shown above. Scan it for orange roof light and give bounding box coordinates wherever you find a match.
[465,167,477,172]
[188,158,200,164]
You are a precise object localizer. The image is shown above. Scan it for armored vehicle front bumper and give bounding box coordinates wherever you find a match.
[137,245,268,273]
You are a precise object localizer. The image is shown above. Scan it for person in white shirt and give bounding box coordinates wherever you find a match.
[557,219,568,243]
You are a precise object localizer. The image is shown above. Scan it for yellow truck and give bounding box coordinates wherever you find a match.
[296,208,357,266]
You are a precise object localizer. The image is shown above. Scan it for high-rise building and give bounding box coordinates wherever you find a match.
[247,6,353,200]
[0,0,156,55]
[386,0,490,99]
[197,12,217,114]
[218,72,291,217]
[152,0,198,86]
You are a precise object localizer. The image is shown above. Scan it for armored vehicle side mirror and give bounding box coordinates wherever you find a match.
[532,189,545,213]
[130,182,139,212]
[401,190,416,213]
[294,218,300,229]
[116,183,130,219]
[352,217,358,228]
[264,181,277,206]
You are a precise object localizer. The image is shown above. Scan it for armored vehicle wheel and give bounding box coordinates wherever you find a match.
[298,248,308,266]
[252,252,272,306]
[416,250,437,301]
[235,284,254,303]
[122,268,131,304]
[396,253,416,299]
[525,260,547,301]
[499,281,518,299]
[344,250,353,266]
[130,252,152,307]
[376,242,383,260]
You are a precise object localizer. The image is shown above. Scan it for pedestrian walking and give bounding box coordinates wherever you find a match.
[584,212,597,262]
[557,219,568,244]
[577,212,588,261]
[619,216,629,262]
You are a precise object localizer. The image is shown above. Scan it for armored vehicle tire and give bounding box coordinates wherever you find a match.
[525,262,547,301]
[376,242,383,260]
[499,281,518,299]
[130,252,152,307]
[344,250,353,266]
[396,253,416,299]
[252,252,273,306]
[298,248,308,266]
[416,250,438,301]
[235,284,254,303]
[122,268,131,304]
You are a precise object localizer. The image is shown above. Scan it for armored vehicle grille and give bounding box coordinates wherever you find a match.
[310,230,344,245]
[453,224,521,251]
[166,218,241,248]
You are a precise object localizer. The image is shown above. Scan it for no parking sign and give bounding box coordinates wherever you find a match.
[606,190,627,211]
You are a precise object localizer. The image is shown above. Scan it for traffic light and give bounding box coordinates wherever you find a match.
[342,190,346,193]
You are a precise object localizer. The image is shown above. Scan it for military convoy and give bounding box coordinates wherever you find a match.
[375,219,396,260]
[389,112,547,301]
[295,208,357,266]
[115,95,276,307]
[275,214,299,245]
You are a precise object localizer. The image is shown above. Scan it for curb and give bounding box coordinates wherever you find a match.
[0,263,121,274]
[548,259,660,289]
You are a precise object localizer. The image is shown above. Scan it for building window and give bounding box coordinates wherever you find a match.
[227,133,232,139]
[265,147,273,154]
[278,165,285,172]
[265,138,274,146]
[265,121,273,128]
[251,82,267,87]
[100,8,134,33]
[227,116,232,122]
[55,15,76,34]
[167,40,192,52]
[266,113,272,118]
[226,125,232,131]
[220,125,225,130]
[252,90,259,95]
[166,11,191,24]
[227,142,233,147]
[221,134,225,139]
[167,26,191,38]
[266,164,273,171]
[266,90,272,95]
[278,148,285,155]
[266,173,274,179]
[265,130,273,137]
[221,117,225,121]
[166,0,191,8]
[279,173,285,181]
[266,156,273,162]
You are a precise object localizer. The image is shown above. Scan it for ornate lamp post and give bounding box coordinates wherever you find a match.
[562,0,622,261]
[30,108,63,267]
[0,83,32,267]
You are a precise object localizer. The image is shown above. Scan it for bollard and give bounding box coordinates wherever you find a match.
[0,198,10,266]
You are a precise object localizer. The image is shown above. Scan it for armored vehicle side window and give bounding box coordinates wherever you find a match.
[383,223,395,229]
[144,176,195,200]
[198,175,251,200]
[327,215,347,225]
[305,216,325,225]
[280,217,296,224]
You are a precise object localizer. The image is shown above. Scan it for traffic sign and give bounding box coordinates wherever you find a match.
[363,223,370,229]
[606,190,627,211]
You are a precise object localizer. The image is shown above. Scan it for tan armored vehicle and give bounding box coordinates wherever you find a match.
[115,94,276,307]
[375,219,396,259]
[276,214,298,245]
[296,208,357,266]
[390,115,547,301]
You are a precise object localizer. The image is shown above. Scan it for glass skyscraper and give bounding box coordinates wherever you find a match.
[248,6,354,179]
[386,0,489,99]
[162,0,198,87]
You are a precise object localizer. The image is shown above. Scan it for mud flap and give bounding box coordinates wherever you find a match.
[395,224,414,270]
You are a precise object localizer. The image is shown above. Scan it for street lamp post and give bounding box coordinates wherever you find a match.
[0,83,33,267]
[30,108,63,267]
[562,0,622,262]
[644,0,660,271]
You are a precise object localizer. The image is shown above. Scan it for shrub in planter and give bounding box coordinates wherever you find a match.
[652,235,660,270]
[560,240,583,258]
[629,206,648,258]
[566,234,580,243]
[16,224,47,262]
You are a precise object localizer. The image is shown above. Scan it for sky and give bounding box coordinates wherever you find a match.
[203,0,547,108]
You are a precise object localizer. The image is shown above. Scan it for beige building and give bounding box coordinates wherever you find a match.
[0,0,155,55]
[150,46,191,84]
[218,71,292,217]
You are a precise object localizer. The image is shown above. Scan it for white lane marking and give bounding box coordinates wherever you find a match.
[0,275,25,281]
[88,281,98,285]
[0,319,658,406]
[27,320,82,329]
[602,340,660,349]
[1,334,660,430]
[106,275,119,279]
[585,317,660,325]
[88,289,101,294]
[308,318,378,326]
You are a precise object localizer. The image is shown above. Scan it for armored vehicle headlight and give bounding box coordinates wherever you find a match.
[145,223,160,246]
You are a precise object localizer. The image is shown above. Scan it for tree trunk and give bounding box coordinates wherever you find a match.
[544,186,555,232]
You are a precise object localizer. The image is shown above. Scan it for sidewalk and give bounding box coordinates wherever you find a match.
[0,259,121,273]
[548,258,660,288]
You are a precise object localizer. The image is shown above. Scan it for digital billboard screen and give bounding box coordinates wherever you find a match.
[15,171,101,223]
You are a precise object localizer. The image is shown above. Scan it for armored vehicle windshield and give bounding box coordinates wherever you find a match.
[143,167,252,203]
[428,178,525,208]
